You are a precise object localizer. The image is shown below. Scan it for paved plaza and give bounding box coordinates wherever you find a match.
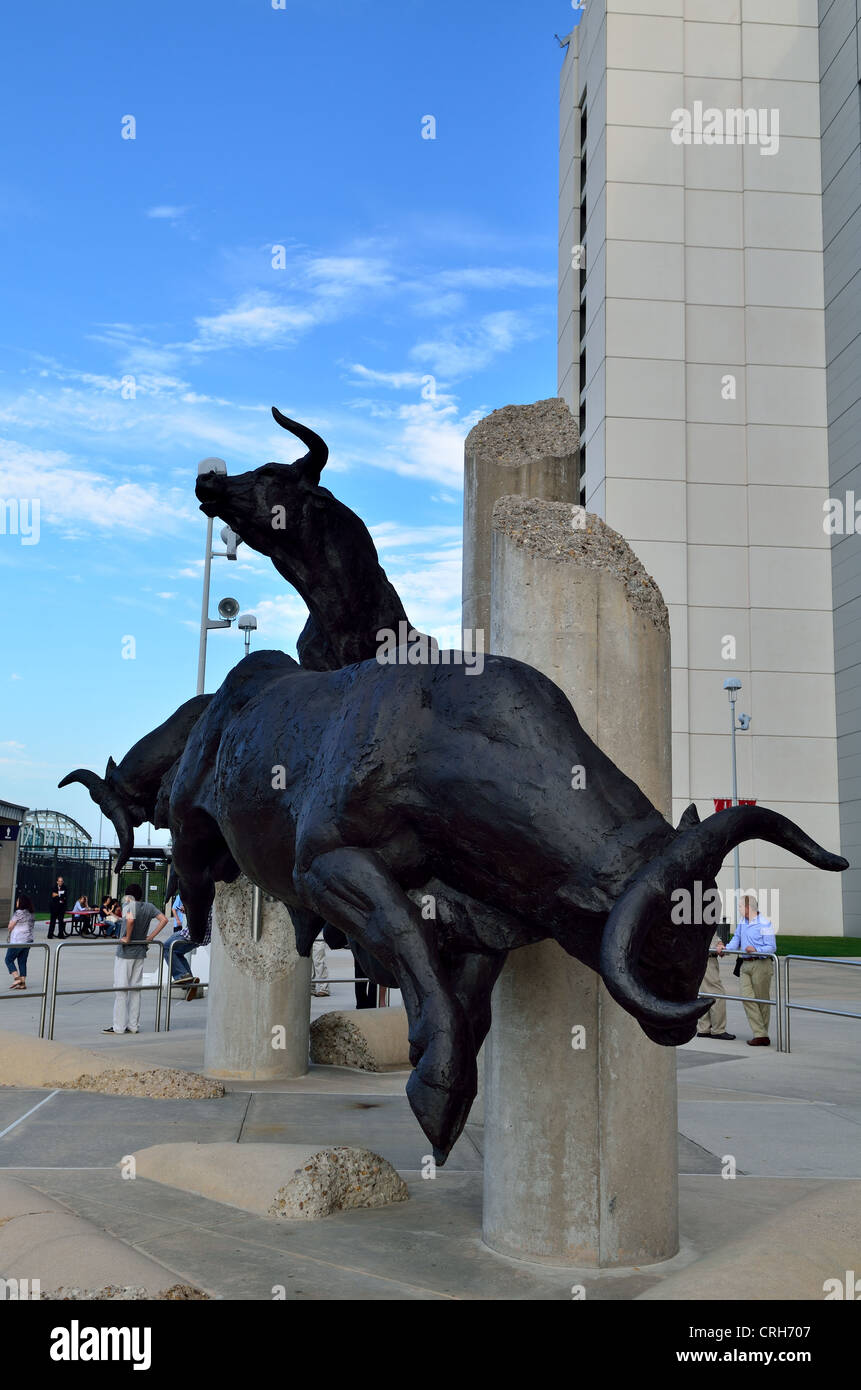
[0,929,858,1299]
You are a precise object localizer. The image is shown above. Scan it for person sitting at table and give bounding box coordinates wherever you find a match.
[101,899,123,937]
[72,895,90,928]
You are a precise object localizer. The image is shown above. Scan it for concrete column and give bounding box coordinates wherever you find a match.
[204,876,311,1081]
[482,498,678,1267]
[462,400,579,1128]
[462,399,580,642]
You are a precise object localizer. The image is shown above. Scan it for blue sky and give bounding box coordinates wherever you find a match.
[0,0,580,843]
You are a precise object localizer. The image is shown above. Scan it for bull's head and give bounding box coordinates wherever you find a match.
[195,408,329,576]
[58,757,138,870]
[59,695,213,872]
[600,803,848,1043]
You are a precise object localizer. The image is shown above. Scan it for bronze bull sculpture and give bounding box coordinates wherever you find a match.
[161,645,846,1160]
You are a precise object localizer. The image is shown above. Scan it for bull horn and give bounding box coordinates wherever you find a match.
[58,768,135,872]
[271,406,329,483]
[59,768,107,799]
[600,805,848,1032]
[599,866,713,1032]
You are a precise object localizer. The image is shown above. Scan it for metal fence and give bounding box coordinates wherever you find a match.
[16,850,172,925]
[698,950,783,1050]
[0,942,51,1037]
[3,942,858,1052]
[698,950,861,1053]
[16,849,113,920]
[46,938,168,1039]
[782,955,861,1053]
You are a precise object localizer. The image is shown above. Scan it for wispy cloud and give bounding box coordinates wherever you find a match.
[192,295,319,350]
[410,310,536,379]
[0,438,195,536]
[346,364,426,390]
[146,205,189,220]
[436,267,554,291]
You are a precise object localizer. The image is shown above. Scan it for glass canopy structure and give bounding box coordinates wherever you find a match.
[20,808,93,853]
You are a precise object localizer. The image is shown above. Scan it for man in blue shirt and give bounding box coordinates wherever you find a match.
[718,892,776,1046]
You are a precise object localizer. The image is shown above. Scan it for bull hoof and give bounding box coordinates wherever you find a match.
[406,1052,476,1163]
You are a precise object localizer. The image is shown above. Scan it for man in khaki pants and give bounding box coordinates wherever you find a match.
[696,932,735,1040]
[719,893,777,1047]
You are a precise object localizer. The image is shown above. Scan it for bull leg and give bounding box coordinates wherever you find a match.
[443,950,506,1055]
[295,846,475,1161]
[172,842,216,945]
[289,906,325,957]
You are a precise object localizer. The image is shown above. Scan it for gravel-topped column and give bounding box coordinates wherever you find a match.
[462,400,579,1130]
[462,400,579,647]
[482,498,678,1268]
[204,877,311,1081]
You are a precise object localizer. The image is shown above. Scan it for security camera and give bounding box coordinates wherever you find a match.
[220,525,241,560]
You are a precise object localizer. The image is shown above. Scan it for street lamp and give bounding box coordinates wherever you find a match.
[196,459,243,695]
[238,613,258,656]
[723,677,752,924]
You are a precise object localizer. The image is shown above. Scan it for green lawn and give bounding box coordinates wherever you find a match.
[775,937,861,957]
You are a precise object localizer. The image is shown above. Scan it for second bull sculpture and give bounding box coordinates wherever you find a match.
[166,647,843,1159]
[61,413,848,1161]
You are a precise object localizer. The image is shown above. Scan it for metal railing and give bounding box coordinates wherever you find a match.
[782,955,861,1054]
[11,939,858,1052]
[0,942,52,1037]
[311,975,395,1007]
[46,939,167,1040]
[163,940,206,1032]
[698,951,783,1051]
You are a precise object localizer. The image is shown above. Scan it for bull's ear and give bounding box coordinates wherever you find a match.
[676,802,701,832]
[105,756,118,778]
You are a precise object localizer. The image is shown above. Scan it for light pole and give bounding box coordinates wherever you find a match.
[196,458,242,695]
[723,677,752,925]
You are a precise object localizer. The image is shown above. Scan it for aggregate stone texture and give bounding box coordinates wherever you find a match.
[215,878,299,981]
[465,398,580,462]
[269,1147,409,1220]
[45,1067,224,1100]
[310,1012,381,1071]
[42,1284,210,1301]
[0,1029,224,1101]
[492,497,669,634]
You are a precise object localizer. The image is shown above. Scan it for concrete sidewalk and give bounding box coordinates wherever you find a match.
[0,936,859,1298]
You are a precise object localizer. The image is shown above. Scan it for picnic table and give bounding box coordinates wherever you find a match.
[69,909,103,936]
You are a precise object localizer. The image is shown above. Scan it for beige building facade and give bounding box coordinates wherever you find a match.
[558,1,844,933]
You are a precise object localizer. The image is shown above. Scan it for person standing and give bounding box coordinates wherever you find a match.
[696,931,735,1040]
[103,883,167,1035]
[312,935,330,998]
[6,893,35,990]
[719,893,776,1047]
[47,876,67,939]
